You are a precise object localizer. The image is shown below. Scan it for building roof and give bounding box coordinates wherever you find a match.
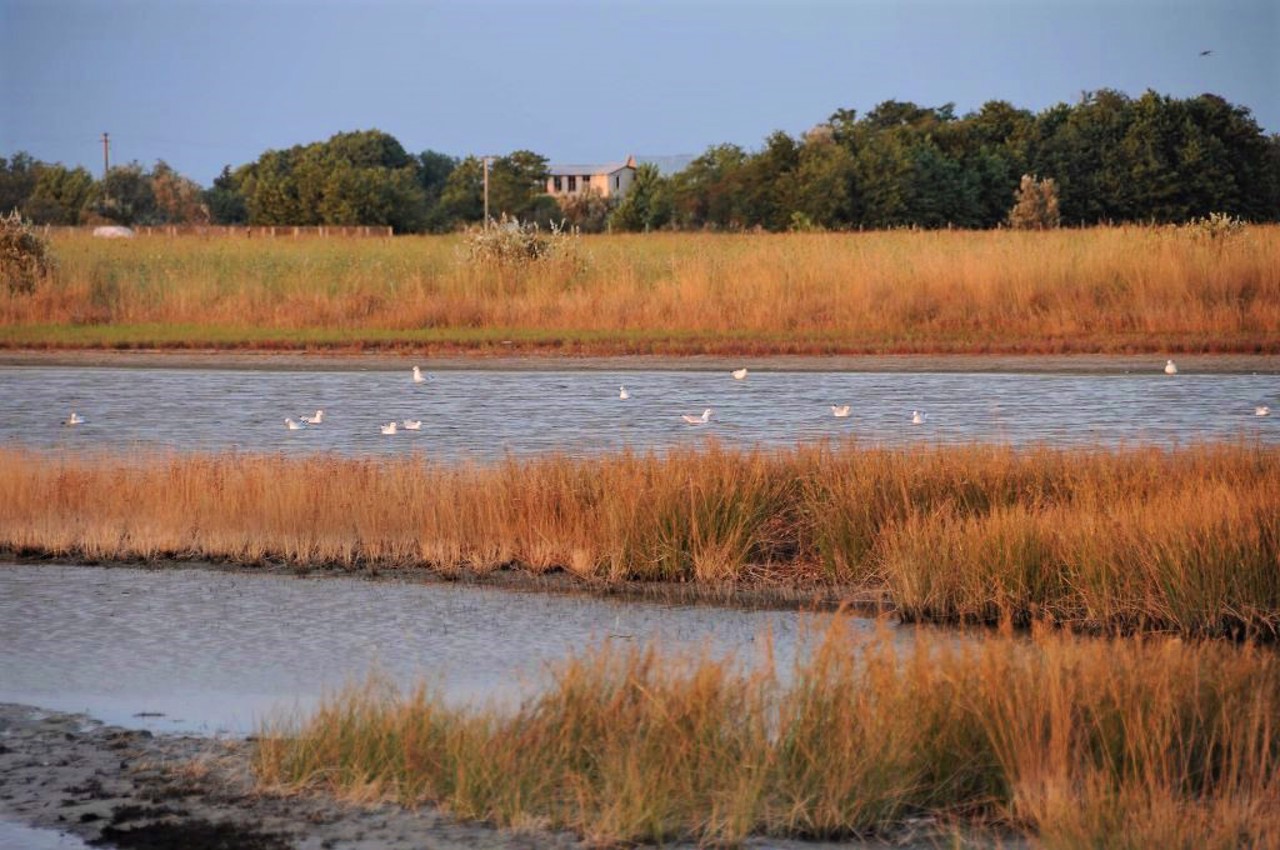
[547,155,637,177]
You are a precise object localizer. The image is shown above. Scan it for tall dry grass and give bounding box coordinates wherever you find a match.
[3,226,1279,353]
[255,620,1280,847]
[3,442,1277,637]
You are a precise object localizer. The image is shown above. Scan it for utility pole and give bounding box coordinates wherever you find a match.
[482,156,492,229]
[101,132,110,178]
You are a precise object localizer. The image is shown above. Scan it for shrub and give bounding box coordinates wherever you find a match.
[1184,211,1247,242]
[461,215,585,269]
[1008,174,1061,230]
[0,209,55,294]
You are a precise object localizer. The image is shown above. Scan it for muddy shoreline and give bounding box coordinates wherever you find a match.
[0,703,589,850]
[0,704,1000,850]
[2,348,1276,374]
[2,551,889,615]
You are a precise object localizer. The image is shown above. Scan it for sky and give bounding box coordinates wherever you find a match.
[2,0,1277,187]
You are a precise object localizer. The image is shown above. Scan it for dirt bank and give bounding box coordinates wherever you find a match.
[1,348,1276,374]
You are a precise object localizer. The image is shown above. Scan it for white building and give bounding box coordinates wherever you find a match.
[546,155,637,199]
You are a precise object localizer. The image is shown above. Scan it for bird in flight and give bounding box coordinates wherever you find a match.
[1199,49,1212,57]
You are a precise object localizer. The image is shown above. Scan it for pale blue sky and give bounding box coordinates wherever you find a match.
[2,0,1276,186]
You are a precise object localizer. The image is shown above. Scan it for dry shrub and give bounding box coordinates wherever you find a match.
[1008,174,1061,230]
[0,210,55,294]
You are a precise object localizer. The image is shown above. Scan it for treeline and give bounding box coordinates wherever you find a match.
[3,89,1277,233]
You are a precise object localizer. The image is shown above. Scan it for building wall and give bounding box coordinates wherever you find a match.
[546,167,635,199]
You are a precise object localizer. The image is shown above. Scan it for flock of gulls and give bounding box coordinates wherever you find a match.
[56,358,1273,430]
[264,364,926,435]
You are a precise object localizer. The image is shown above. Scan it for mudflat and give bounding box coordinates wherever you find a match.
[0,704,958,850]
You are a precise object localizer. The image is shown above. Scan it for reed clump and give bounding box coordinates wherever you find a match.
[3,225,1279,353]
[3,442,1277,638]
[255,620,1280,847]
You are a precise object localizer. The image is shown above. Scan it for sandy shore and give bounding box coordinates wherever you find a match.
[1,704,997,850]
[1,348,1276,374]
[0,703,589,850]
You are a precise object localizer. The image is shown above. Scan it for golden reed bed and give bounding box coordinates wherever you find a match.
[3,226,1279,354]
[257,619,1280,847]
[3,442,1277,637]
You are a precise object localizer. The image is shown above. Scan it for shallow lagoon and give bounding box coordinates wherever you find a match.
[2,363,1276,459]
[0,564,891,736]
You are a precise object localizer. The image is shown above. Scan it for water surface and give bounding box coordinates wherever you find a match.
[0,564,880,735]
[2,365,1275,459]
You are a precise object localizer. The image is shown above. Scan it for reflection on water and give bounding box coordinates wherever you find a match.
[0,564,881,735]
[1,365,1276,460]
[0,821,91,850]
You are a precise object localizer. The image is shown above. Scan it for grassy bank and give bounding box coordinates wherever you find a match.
[3,442,1277,637]
[256,620,1280,847]
[3,226,1279,354]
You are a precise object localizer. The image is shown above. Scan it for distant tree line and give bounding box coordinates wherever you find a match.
[3,90,1277,233]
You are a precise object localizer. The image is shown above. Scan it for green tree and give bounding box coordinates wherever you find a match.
[0,153,39,215]
[24,163,94,225]
[488,150,551,222]
[1181,94,1277,220]
[151,160,210,224]
[205,166,248,224]
[670,143,749,229]
[237,130,428,231]
[438,156,486,224]
[741,131,801,231]
[438,151,552,227]
[609,163,673,232]
[1030,89,1135,224]
[88,162,157,226]
[851,129,915,228]
[791,128,856,229]
[416,150,458,231]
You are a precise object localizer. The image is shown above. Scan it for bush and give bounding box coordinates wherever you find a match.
[1184,211,1247,242]
[461,215,585,269]
[1008,174,1061,230]
[0,209,55,295]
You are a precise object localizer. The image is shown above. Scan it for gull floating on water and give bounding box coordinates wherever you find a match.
[381,422,398,435]
[1257,406,1271,417]
[619,385,630,400]
[831,405,851,418]
[64,412,85,426]
[1165,359,1178,375]
[402,419,422,430]
[412,366,427,384]
[682,408,713,425]
[284,418,304,430]
[732,368,748,380]
[911,410,928,425]
[301,410,324,425]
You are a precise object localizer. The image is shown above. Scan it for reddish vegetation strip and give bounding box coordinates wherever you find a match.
[4,443,1277,638]
[3,227,1278,355]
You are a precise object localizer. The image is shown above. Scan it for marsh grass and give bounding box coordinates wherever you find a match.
[3,442,1277,638]
[3,226,1279,353]
[254,620,1280,847]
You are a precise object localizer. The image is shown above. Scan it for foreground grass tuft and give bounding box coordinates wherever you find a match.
[255,621,1280,847]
